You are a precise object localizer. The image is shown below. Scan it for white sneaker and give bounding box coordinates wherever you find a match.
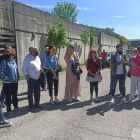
[69,97,73,103]
[49,98,54,104]
[75,97,81,102]
[110,98,115,103]
[122,98,128,104]
[90,96,94,102]
[55,98,60,103]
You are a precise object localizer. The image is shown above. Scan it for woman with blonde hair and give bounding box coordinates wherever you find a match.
[64,44,81,102]
[86,49,102,102]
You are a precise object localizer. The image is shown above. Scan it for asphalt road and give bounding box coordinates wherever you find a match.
[0,67,140,140]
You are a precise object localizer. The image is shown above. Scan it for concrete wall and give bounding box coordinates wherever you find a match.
[0,0,14,35]
[12,1,89,74]
[100,33,120,52]
[0,0,129,75]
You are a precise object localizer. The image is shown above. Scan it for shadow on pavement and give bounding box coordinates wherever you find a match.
[87,94,140,116]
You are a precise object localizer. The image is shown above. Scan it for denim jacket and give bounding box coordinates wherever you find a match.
[0,59,20,83]
[71,61,82,80]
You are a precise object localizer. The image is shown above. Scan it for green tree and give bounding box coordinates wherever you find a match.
[80,26,90,61]
[46,20,68,58]
[80,26,90,45]
[52,1,79,23]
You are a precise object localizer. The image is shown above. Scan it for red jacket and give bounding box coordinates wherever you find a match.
[102,52,107,59]
[86,58,102,78]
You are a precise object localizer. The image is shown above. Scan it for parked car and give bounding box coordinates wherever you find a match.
[99,51,115,67]
[126,49,133,58]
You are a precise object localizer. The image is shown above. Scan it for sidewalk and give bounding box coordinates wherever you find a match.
[0,67,140,140]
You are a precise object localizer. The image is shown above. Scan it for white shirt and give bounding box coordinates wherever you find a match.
[116,54,123,74]
[22,54,41,80]
[41,52,47,67]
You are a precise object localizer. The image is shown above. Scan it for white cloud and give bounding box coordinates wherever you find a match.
[27,4,96,11]
[27,4,55,9]
[110,16,126,18]
[77,7,96,11]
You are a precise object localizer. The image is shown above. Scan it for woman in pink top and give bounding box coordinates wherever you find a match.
[129,47,140,102]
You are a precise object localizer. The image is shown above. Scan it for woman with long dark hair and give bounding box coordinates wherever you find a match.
[45,45,60,104]
[86,49,102,102]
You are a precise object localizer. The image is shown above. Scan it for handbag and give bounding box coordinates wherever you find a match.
[39,73,44,88]
[74,53,83,74]
[127,72,131,78]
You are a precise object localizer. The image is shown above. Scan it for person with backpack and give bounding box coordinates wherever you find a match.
[0,45,12,108]
[45,45,60,104]
[0,48,20,117]
[41,47,49,91]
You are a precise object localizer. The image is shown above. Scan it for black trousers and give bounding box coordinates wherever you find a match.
[90,82,99,97]
[4,83,18,112]
[47,71,59,97]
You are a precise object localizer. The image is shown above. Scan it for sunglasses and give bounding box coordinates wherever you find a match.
[92,52,96,54]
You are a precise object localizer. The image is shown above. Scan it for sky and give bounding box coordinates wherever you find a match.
[14,0,140,39]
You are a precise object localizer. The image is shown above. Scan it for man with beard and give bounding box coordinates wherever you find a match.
[110,44,128,103]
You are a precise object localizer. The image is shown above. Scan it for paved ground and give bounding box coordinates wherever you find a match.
[0,67,140,140]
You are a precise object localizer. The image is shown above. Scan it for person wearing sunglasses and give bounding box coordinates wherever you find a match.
[0,48,20,116]
[64,44,81,102]
[86,49,102,102]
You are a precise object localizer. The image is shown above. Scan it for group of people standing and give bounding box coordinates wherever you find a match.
[0,43,140,128]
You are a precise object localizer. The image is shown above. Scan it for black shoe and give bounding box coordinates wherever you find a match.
[0,120,12,128]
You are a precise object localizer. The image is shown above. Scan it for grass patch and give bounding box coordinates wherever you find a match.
[58,65,66,72]
[20,75,26,80]
[81,61,87,66]
[0,79,2,86]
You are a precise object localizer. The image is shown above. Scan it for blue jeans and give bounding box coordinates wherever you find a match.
[0,101,4,121]
[111,74,126,97]
[102,59,106,69]
[0,85,5,103]
[28,78,40,108]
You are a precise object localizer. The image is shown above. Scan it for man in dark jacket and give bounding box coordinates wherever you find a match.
[110,44,128,104]
[0,45,11,107]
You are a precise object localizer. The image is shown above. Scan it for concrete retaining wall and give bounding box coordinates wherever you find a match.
[12,1,89,74]
[0,0,128,75]
[0,0,14,35]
